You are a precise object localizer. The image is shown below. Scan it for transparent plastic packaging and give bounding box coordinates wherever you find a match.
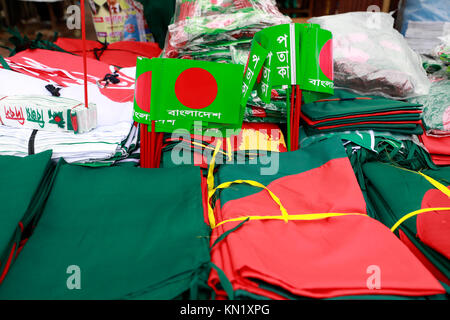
[163,0,290,58]
[309,12,431,99]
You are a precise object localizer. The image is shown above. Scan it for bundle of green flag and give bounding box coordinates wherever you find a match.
[244,90,287,123]
[301,90,424,135]
[242,22,335,150]
[409,79,450,135]
[0,151,55,285]
[362,162,450,288]
[207,138,446,299]
[0,164,212,299]
[163,0,290,61]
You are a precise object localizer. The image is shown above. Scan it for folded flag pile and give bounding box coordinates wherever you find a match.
[208,138,445,299]
[163,0,290,61]
[301,90,424,135]
[0,50,139,165]
[410,79,450,166]
[409,80,450,135]
[419,133,450,166]
[244,90,287,123]
[0,165,211,299]
[0,151,55,285]
[363,162,450,287]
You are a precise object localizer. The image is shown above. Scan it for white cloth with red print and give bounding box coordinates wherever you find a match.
[0,50,138,164]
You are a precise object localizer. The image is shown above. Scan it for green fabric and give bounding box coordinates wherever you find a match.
[302,89,423,121]
[0,55,11,70]
[409,80,450,132]
[300,130,437,172]
[305,123,423,135]
[0,27,70,57]
[0,151,53,281]
[0,165,211,299]
[307,114,423,127]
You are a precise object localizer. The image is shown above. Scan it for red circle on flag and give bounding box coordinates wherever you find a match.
[319,39,333,81]
[418,188,450,259]
[135,71,152,112]
[175,68,218,109]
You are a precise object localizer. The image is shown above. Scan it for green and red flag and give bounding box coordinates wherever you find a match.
[363,162,450,287]
[242,23,334,151]
[245,23,334,104]
[134,57,245,135]
[207,138,445,299]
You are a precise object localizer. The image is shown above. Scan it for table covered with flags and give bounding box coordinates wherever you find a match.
[0,0,448,301]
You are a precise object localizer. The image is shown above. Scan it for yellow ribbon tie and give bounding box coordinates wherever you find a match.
[207,140,222,229]
[388,166,450,231]
[215,212,366,229]
[212,179,290,225]
[390,207,450,232]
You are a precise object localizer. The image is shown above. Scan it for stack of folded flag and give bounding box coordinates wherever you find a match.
[0,165,211,299]
[163,0,290,61]
[0,50,140,165]
[363,162,450,288]
[410,80,450,166]
[207,138,446,299]
[244,90,288,124]
[301,90,424,135]
[418,134,450,166]
[0,151,55,285]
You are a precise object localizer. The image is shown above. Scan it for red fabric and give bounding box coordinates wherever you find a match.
[419,134,450,165]
[399,230,450,286]
[418,188,450,260]
[430,156,450,165]
[4,49,135,103]
[420,134,450,155]
[54,38,162,68]
[209,157,445,299]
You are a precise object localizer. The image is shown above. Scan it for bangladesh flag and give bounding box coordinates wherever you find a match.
[363,162,450,287]
[208,138,445,299]
[134,57,244,135]
[243,23,334,104]
[0,164,211,299]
